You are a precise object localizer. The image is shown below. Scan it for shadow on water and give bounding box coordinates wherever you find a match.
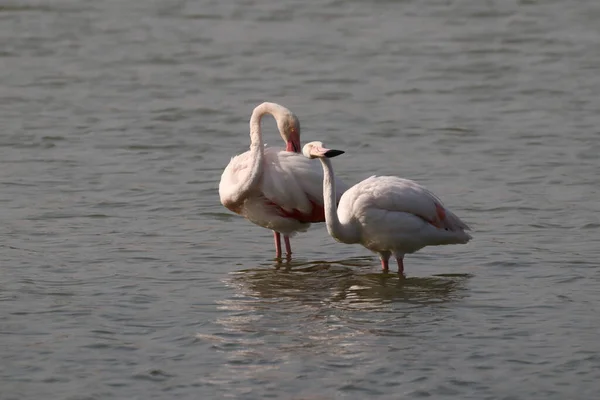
[201,259,474,379]
[226,257,472,310]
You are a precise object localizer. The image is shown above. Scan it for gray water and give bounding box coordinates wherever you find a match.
[2,0,600,399]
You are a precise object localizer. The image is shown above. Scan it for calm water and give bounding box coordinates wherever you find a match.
[2,0,600,399]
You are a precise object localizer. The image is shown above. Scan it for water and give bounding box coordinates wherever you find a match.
[1,0,600,398]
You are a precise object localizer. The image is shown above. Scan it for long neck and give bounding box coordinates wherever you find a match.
[231,105,269,202]
[319,158,358,244]
[259,102,298,150]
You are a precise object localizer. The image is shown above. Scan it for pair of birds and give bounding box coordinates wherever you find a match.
[219,102,471,275]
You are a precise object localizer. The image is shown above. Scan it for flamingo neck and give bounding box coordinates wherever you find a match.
[320,158,358,244]
[229,102,296,206]
[249,103,268,149]
[231,104,270,203]
[260,102,300,152]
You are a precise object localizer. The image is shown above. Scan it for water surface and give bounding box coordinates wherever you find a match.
[1,0,600,399]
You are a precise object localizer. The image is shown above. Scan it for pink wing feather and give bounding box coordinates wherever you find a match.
[261,148,348,214]
[346,176,469,231]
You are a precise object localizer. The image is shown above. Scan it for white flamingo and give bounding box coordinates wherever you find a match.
[219,103,348,259]
[302,141,472,275]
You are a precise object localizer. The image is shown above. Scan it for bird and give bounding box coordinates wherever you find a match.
[302,141,472,276]
[219,103,348,259]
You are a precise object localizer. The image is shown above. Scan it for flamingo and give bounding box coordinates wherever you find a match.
[302,141,472,276]
[219,103,348,259]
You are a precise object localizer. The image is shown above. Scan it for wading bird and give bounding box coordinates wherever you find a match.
[219,103,347,259]
[303,141,471,275]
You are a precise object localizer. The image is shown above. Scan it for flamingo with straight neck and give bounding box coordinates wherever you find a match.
[219,103,348,259]
[303,141,472,276]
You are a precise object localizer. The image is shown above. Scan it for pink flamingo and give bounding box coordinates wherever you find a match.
[303,141,472,275]
[219,103,347,259]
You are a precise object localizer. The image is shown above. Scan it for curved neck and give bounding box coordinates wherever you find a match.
[319,158,359,244]
[230,104,271,202]
[249,103,270,149]
[229,102,296,205]
[260,102,300,152]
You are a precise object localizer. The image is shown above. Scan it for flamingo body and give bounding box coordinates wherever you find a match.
[303,141,471,275]
[337,175,471,257]
[220,146,347,237]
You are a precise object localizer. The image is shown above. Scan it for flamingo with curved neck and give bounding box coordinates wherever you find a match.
[303,141,471,276]
[219,103,347,259]
[225,102,300,208]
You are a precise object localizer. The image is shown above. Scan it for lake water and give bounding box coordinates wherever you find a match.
[2,0,600,399]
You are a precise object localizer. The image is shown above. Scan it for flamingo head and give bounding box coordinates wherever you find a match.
[302,141,345,159]
[278,113,301,153]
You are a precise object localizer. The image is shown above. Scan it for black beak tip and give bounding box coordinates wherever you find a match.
[324,149,345,158]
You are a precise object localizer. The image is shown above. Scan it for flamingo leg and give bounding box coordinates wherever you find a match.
[273,231,282,259]
[397,257,405,276]
[380,252,391,272]
[283,236,292,258]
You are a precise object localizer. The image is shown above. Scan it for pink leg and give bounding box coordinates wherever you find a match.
[397,257,405,276]
[380,252,390,272]
[273,231,282,259]
[284,236,292,258]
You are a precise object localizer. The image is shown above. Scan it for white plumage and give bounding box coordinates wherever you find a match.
[303,141,471,275]
[220,147,347,236]
[218,103,347,258]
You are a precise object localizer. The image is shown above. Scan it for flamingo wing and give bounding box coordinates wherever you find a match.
[218,150,257,211]
[261,148,348,219]
[347,176,469,231]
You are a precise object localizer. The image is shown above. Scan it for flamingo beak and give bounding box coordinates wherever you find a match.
[311,146,345,158]
[324,149,345,158]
